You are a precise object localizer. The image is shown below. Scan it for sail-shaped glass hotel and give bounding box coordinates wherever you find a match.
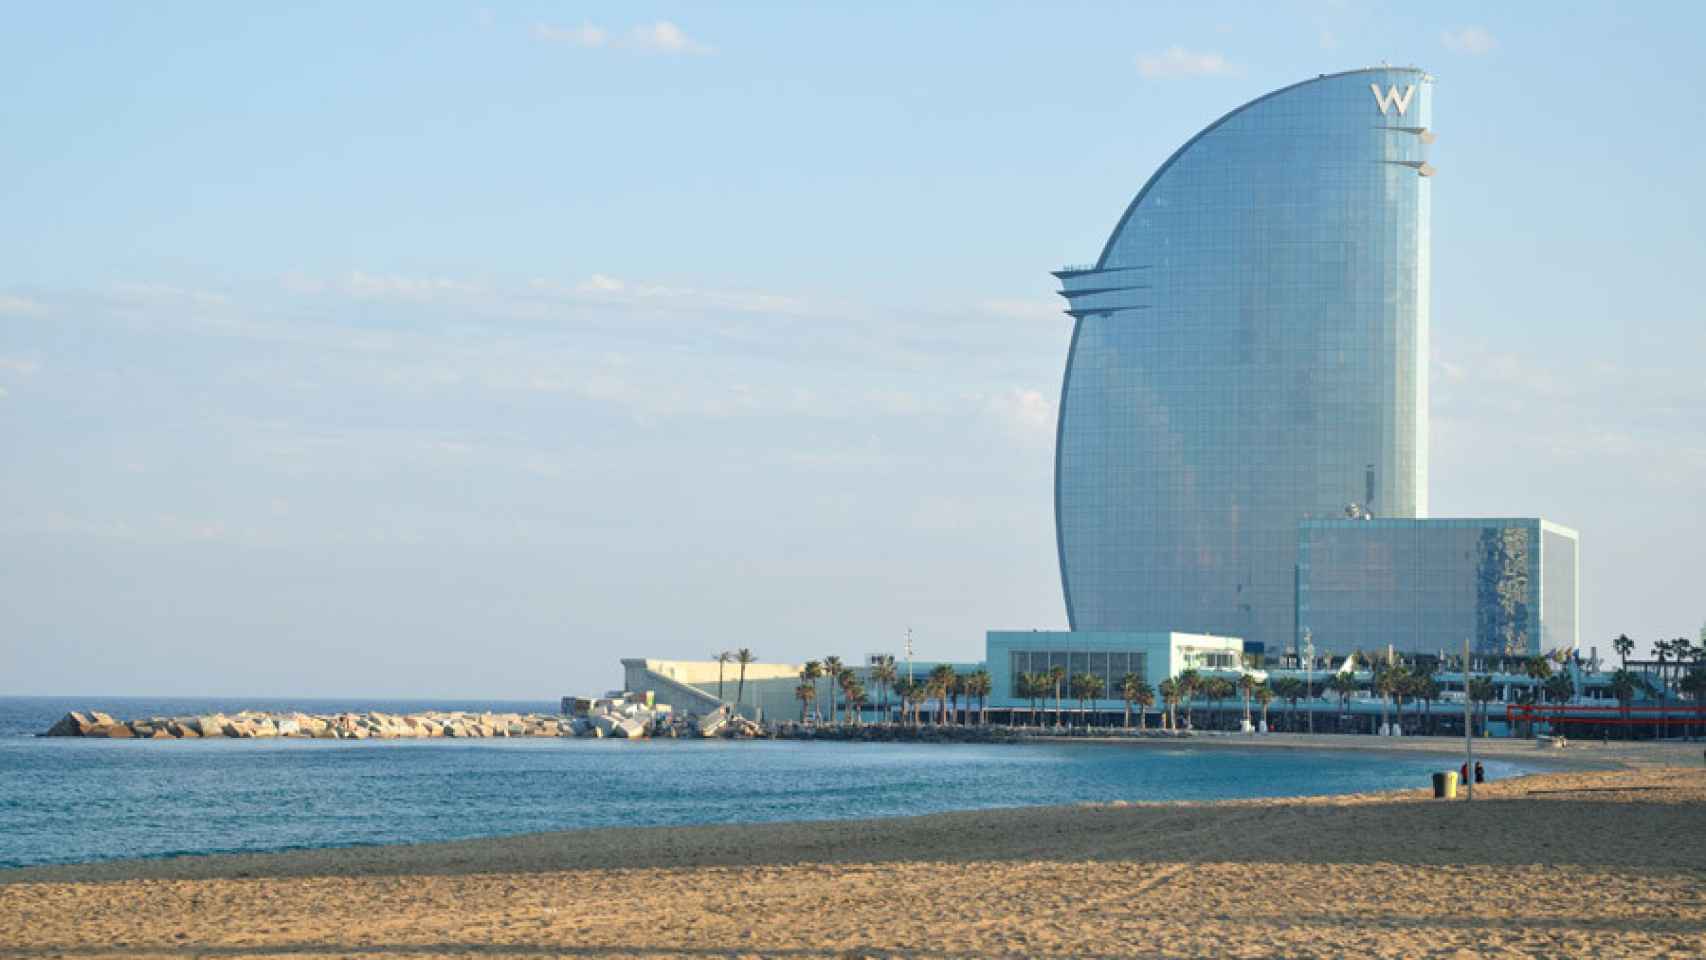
[1054,68,1435,653]
[1050,67,1578,660]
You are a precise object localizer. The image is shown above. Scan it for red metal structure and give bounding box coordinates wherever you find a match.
[1506,702,1706,727]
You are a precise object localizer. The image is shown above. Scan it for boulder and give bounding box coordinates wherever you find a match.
[193,716,229,737]
[274,718,301,737]
[43,712,93,736]
[86,723,133,738]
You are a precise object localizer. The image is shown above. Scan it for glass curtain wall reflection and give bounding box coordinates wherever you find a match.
[1054,68,1434,655]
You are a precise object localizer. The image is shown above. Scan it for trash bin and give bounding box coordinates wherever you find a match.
[1432,770,1459,799]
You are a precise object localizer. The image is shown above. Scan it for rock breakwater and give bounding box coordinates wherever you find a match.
[41,709,574,740]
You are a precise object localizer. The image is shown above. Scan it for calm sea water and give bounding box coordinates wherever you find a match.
[0,696,1534,869]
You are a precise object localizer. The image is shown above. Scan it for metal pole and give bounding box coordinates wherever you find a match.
[905,627,914,684]
[1304,630,1314,735]
[1464,634,1473,801]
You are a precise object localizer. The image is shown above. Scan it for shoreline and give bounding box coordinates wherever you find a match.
[4,764,1703,958]
[4,738,1699,886]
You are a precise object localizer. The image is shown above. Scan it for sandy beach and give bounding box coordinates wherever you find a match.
[3,740,1704,959]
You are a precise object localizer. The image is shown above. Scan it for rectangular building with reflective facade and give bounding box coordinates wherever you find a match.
[1297,518,1579,659]
[986,631,1243,709]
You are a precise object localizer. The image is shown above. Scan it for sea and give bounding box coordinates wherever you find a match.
[0,696,1535,869]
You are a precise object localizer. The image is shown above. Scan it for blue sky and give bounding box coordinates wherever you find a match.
[3,3,1702,696]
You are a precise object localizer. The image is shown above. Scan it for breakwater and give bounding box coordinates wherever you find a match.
[42,709,571,740]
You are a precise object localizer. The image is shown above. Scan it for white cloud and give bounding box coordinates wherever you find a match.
[532,22,607,48]
[0,356,40,376]
[575,273,626,295]
[532,20,711,55]
[983,388,1056,441]
[110,282,231,308]
[534,275,807,315]
[629,21,712,55]
[1441,26,1497,55]
[0,294,45,316]
[342,271,480,302]
[1136,47,1236,79]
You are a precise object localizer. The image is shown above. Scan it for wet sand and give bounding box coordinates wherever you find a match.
[3,742,1704,958]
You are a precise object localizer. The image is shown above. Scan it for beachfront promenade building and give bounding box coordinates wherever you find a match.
[620,634,1244,725]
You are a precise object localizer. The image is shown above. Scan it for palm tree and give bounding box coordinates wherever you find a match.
[1273,677,1305,731]
[892,678,916,727]
[735,648,755,712]
[964,670,992,725]
[714,651,732,702]
[1207,677,1235,730]
[848,683,869,726]
[1047,665,1067,729]
[1176,669,1201,730]
[1120,673,1146,729]
[1389,668,1415,733]
[840,672,866,726]
[928,664,956,726]
[1417,674,1443,735]
[1680,667,1706,740]
[801,660,824,722]
[1067,673,1088,728]
[1248,688,1276,733]
[1468,675,1497,736]
[1613,633,1635,670]
[1327,672,1357,724]
[1071,672,1104,727]
[1157,677,1179,731]
[1237,673,1259,728]
[794,682,816,722]
[870,656,898,722]
[1132,677,1155,730]
[948,671,964,726]
[822,655,843,725]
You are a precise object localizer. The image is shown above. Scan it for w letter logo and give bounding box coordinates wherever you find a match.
[1371,83,1416,117]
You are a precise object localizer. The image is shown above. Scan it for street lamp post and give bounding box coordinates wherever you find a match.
[1304,629,1314,735]
[1463,634,1474,801]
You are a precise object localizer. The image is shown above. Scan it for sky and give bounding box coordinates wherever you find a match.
[2,2,1703,698]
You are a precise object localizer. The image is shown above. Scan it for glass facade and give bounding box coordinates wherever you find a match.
[1005,649,1148,699]
[985,631,1242,708]
[1055,68,1433,654]
[1297,518,1579,658]
[1540,523,1579,656]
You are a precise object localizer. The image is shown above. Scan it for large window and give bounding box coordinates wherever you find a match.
[1009,650,1147,698]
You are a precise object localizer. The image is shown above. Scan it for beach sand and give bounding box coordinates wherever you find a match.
[3,741,1704,958]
